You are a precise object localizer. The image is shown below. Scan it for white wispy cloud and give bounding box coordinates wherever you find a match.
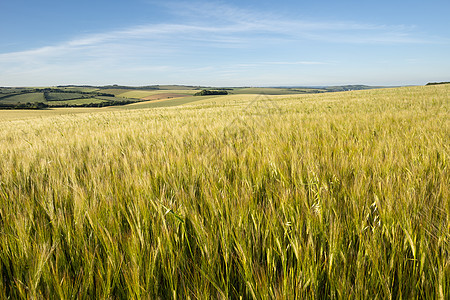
[236,61,328,68]
[0,0,442,86]
[0,2,431,61]
[161,1,427,43]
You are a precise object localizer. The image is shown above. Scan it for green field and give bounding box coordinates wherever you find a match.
[0,92,45,104]
[102,87,326,100]
[155,85,200,90]
[45,92,87,101]
[60,87,100,93]
[0,85,387,110]
[122,95,221,109]
[231,87,327,95]
[0,107,111,122]
[46,98,108,106]
[118,89,198,99]
[0,88,134,109]
[0,85,448,298]
[99,89,134,96]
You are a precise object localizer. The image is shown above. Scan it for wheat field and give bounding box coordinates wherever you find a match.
[0,85,448,298]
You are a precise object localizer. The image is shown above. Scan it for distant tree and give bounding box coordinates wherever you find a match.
[426,82,450,86]
[194,90,228,96]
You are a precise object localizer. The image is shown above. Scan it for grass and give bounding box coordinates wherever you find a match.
[118,90,197,99]
[46,98,108,106]
[0,85,448,298]
[45,92,87,101]
[0,93,45,104]
[0,89,131,109]
[60,87,100,93]
[100,89,134,96]
[231,87,327,95]
[154,85,200,90]
[0,107,111,122]
[122,95,221,109]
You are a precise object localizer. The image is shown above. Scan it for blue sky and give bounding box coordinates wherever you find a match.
[1,0,449,86]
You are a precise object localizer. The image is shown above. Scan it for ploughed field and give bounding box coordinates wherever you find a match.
[0,85,448,298]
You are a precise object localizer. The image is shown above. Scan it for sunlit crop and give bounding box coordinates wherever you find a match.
[0,85,448,298]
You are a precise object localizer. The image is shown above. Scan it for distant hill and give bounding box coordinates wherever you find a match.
[0,84,404,109]
[274,85,389,92]
[323,85,388,92]
[56,84,204,91]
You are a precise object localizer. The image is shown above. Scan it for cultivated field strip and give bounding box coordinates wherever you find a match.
[0,85,448,298]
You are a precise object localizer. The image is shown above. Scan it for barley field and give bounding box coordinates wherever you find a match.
[0,85,448,298]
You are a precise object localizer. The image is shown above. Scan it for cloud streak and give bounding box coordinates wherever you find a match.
[0,2,432,60]
[0,1,444,86]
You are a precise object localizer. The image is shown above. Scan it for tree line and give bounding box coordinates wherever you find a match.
[194,90,229,96]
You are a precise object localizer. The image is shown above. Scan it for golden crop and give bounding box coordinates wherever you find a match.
[0,85,448,298]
